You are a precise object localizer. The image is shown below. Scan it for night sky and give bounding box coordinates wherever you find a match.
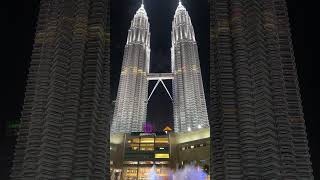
[0,0,318,178]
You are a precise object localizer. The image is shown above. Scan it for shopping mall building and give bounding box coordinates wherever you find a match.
[110,128,210,179]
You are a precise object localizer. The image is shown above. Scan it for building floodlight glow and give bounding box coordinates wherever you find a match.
[111,1,209,133]
[111,4,150,133]
[171,2,209,132]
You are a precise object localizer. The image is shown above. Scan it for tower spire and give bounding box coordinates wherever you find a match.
[179,0,182,5]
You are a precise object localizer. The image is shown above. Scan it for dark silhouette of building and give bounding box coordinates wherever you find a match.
[209,0,313,179]
[11,0,111,179]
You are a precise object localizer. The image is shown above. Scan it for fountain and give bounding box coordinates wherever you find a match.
[148,165,208,180]
[173,165,207,180]
[148,165,159,180]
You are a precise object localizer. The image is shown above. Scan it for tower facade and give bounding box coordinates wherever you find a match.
[209,0,313,179]
[171,2,209,132]
[11,0,111,179]
[112,2,209,133]
[111,4,151,133]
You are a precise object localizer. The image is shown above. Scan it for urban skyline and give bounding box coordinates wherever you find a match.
[0,0,318,179]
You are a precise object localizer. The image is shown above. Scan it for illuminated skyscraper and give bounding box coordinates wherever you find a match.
[11,0,111,179]
[209,0,313,179]
[111,1,209,133]
[111,2,151,132]
[171,1,209,132]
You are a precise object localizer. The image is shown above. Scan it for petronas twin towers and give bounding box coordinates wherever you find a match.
[111,1,209,133]
[11,0,314,179]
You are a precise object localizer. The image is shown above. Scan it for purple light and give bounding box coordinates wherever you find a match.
[143,123,153,133]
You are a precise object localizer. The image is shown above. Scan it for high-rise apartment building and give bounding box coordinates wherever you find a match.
[209,0,313,179]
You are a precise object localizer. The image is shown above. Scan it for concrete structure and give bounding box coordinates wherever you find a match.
[209,0,313,179]
[11,0,111,179]
[110,128,210,179]
[112,1,209,133]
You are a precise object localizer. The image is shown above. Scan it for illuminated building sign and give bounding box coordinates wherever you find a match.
[155,153,170,159]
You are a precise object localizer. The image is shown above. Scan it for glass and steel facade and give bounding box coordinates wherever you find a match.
[111,132,171,180]
[110,129,210,180]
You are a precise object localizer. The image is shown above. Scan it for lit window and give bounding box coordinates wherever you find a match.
[140,138,154,143]
[140,143,154,147]
[140,147,154,151]
[190,145,194,149]
[132,138,140,143]
[139,144,154,151]
[129,144,139,151]
[155,153,170,159]
[155,161,169,165]
[155,138,169,144]
[124,161,138,165]
[157,147,168,151]
[126,168,138,176]
[139,161,154,165]
[129,143,139,147]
